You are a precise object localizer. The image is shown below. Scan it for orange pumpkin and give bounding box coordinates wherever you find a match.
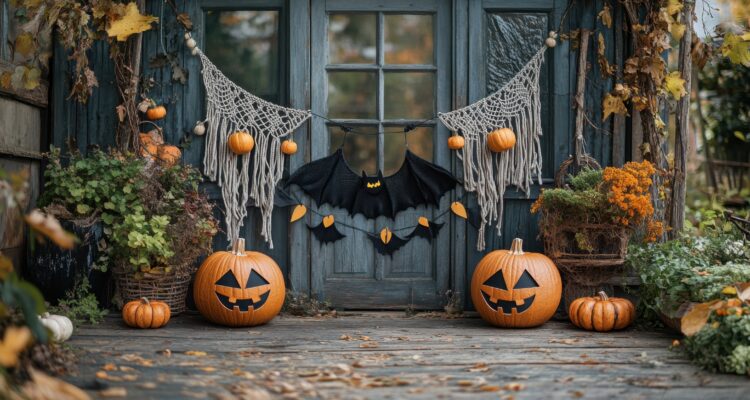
[139,143,159,159]
[471,238,561,328]
[193,239,285,327]
[146,105,167,121]
[228,131,255,155]
[157,145,181,166]
[568,291,635,332]
[280,139,297,155]
[447,135,465,150]
[122,298,171,329]
[487,128,516,153]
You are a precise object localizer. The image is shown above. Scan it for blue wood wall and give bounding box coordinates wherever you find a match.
[49,0,633,309]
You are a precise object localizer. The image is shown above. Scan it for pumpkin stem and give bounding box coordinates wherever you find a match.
[597,291,609,301]
[140,297,150,305]
[232,238,246,255]
[509,238,524,255]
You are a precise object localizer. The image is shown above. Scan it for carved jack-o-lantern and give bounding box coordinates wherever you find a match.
[193,239,285,327]
[471,238,561,328]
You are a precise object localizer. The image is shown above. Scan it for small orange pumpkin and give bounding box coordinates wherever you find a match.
[228,131,255,155]
[122,298,171,329]
[140,143,159,159]
[487,128,516,153]
[157,145,181,166]
[569,291,635,332]
[146,105,167,121]
[471,238,561,328]
[280,139,298,155]
[447,135,465,150]
[193,239,285,327]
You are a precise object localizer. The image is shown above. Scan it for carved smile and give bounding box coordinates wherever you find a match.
[216,291,270,312]
[482,292,536,314]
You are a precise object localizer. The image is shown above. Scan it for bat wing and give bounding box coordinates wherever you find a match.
[368,232,409,257]
[384,151,458,215]
[408,221,444,241]
[308,222,346,244]
[286,149,361,212]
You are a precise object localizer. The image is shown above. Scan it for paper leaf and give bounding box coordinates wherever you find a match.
[290,205,307,223]
[322,215,335,228]
[602,93,628,121]
[451,202,468,219]
[380,228,393,244]
[418,216,429,227]
[106,2,159,42]
[664,71,687,100]
[680,300,722,336]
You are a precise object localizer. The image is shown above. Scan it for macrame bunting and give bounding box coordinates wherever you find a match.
[193,44,311,248]
[439,44,549,251]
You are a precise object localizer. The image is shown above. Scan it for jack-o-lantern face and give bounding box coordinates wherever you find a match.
[194,239,285,327]
[471,238,561,328]
[214,269,271,312]
[480,269,539,314]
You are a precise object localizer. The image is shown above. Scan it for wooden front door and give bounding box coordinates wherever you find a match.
[303,0,453,309]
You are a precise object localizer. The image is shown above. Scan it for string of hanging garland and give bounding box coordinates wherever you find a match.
[186,28,555,250]
[438,33,557,251]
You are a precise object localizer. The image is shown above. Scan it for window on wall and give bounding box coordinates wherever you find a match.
[326,13,436,176]
[204,10,282,104]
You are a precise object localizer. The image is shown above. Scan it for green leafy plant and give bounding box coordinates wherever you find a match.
[48,278,107,325]
[683,304,750,375]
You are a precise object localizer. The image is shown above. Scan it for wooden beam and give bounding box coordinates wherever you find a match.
[669,0,695,238]
[0,59,48,108]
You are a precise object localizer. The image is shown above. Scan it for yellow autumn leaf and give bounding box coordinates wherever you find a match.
[106,2,159,42]
[23,67,41,90]
[666,0,684,16]
[602,93,628,121]
[664,71,687,100]
[450,202,467,219]
[597,4,612,28]
[721,286,737,295]
[14,32,35,58]
[721,32,750,66]
[670,22,686,41]
[290,204,307,223]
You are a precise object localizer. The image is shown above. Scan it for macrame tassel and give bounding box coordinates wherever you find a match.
[196,47,311,247]
[439,46,547,251]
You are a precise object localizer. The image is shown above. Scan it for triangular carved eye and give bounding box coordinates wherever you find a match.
[216,270,241,288]
[246,270,269,288]
[514,270,539,289]
[483,270,507,290]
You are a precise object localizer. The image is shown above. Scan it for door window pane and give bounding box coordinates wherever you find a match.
[204,10,280,102]
[384,72,434,119]
[329,126,379,176]
[329,14,377,64]
[328,72,377,119]
[384,15,434,65]
[384,127,433,176]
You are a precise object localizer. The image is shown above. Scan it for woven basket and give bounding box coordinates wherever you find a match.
[544,223,630,265]
[115,263,194,315]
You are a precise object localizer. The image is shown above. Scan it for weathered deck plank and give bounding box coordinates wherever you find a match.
[62,313,749,399]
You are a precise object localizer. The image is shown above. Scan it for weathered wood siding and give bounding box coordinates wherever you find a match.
[50,0,634,309]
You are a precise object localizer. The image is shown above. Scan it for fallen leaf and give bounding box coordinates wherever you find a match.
[99,387,127,397]
[503,382,525,391]
[102,363,117,371]
[185,350,208,356]
[106,2,159,41]
[467,362,490,372]
[138,382,157,390]
[737,282,750,302]
[681,300,723,336]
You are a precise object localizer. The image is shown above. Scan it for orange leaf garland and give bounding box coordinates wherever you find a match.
[380,228,393,244]
[322,215,335,228]
[451,202,468,219]
[290,205,307,223]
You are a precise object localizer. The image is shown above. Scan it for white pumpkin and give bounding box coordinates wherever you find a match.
[39,313,74,342]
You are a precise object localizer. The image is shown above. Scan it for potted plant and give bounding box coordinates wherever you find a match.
[531,160,662,305]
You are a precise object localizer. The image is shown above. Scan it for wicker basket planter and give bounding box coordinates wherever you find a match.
[543,223,630,264]
[115,261,195,315]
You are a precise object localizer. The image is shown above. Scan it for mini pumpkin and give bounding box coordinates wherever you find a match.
[487,128,516,153]
[140,143,159,159]
[157,144,181,166]
[39,313,74,342]
[146,105,167,121]
[447,134,465,150]
[228,131,255,155]
[193,239,285,327]
[122,298,171,329]
[568,291,635,332]
[281,139,298,155]
[471,238,561,328]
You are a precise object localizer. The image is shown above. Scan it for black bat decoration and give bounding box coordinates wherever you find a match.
[368,232,410,257]
[286,149,458,219]
[308,222,346,244]
[408,221,444,241]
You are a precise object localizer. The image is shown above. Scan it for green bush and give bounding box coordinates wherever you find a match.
[684,311,750,375]
[49,277,107,325]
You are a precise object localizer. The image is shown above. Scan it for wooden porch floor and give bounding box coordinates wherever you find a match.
[63,313,750,399]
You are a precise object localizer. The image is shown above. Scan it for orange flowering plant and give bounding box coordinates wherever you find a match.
[532,160,663,244]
